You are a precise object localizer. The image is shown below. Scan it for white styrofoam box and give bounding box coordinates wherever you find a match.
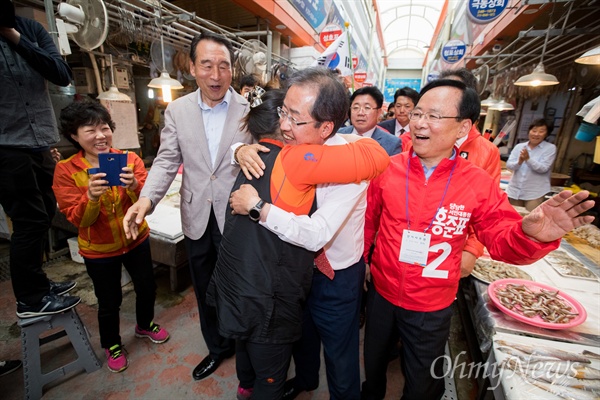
[67,237,84,263]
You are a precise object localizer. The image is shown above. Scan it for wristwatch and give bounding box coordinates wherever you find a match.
[248,199,265,222]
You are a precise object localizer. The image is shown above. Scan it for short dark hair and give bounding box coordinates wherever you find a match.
[285,67,349,135]
[243,89,285,141]
[439,68,478,91]
[240,74,259,89]
[190,31,235,65]
[60,101,116,150]
[393,87,419,106]
[419,79,480,124]
[528,118,552,136]
[350,86,384,108]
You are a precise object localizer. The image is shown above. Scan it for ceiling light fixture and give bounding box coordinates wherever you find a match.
[514,62,559,87]
[575,45,600,65]
[97,55,132,102]
[488,98,514,111]
[514,16,559,87]
[480,97,498,107]
[147,6,183,103]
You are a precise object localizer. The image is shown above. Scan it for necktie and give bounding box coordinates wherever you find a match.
[399,128,406,135]
[314,248,335,280]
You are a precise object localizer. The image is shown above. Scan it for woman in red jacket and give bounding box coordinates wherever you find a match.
[53,101,169,373]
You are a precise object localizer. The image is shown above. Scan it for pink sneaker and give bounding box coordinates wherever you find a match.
[135,322,170,343]
[236,384,253,400]
[105,344,128,373]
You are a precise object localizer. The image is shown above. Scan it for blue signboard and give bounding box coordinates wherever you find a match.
[290,0,329,30]
[384,79,422,104]
[442,40,467,64]
[467,0,508,24]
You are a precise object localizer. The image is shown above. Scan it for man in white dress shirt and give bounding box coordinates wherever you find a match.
[231,67,370,400]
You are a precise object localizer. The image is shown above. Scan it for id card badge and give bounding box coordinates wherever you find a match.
[399,229,431,266]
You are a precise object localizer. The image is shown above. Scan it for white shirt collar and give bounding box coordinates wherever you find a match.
[197,87,232,110]
[352,126,376,139]
[395,120,409,134]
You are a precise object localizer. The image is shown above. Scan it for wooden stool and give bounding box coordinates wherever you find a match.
[18,308,101,400]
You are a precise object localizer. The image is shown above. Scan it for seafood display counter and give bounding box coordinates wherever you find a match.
[458,229,600,399]
[487,332,600,400]
[144,175,188,292]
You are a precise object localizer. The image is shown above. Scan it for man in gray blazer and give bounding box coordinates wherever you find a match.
[123,32,252,381]
[338,86,401,156]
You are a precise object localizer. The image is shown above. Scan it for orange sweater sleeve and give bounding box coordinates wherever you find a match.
[278,137,390,192]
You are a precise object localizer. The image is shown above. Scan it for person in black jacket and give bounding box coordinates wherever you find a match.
[0,1,80,318]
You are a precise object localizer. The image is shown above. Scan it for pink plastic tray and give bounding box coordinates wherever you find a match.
[487,278,587,330]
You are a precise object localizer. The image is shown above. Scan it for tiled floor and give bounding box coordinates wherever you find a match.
[0,249,407,399]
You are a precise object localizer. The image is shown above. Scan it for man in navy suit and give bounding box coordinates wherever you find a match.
[378,87,419,151]
[338,86,401,156]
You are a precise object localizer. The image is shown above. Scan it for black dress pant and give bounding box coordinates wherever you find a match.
[0,147,53,304]
[185,209,234,359]
[362,288,453,400]
[236,339,293,399]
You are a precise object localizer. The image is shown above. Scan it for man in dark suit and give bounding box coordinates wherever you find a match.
[124,32,252,381]
[338,86,401,156]
[378,87,419,150]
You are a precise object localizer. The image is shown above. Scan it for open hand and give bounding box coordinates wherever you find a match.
[522,190,595,242]
[237,144,269,180]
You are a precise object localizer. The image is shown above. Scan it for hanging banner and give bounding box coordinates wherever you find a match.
[441,39,467,64]
[312,33,352,76]
[319,24,342,48]
[384,79,422,103]
[467,0,508,24]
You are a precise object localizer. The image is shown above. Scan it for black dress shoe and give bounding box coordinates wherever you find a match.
[192,355,221,381]
[49,280,77,296]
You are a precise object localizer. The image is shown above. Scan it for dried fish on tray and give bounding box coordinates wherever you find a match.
[572,224,600,249]
[545,250,598,281]
[488,279,587,330]
[472,258,533,284]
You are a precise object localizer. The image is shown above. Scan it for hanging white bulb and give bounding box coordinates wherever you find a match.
[162,85,173,103]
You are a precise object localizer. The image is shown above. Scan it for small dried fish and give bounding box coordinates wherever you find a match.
[496,340,592,364]
[502,359,600,400]
[473,259,532,283]
[584,350,600,360]
[494,284,579,324]
[537,374,600,392]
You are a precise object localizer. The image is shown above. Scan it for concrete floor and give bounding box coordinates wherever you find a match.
[0,239,476,399]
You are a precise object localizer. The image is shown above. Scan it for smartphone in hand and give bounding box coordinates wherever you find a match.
[98,153,127,186]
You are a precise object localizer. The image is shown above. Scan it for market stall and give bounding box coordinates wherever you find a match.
[458,224,600,400]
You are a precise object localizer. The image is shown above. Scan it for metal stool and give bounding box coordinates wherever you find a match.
[18,308,101,400]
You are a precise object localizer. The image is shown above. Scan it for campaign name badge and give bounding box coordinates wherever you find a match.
[399,230,431,266]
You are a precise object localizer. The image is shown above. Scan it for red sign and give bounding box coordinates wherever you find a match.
[352,55,359,70]
[354,70,367,83]
[319,24,342,48]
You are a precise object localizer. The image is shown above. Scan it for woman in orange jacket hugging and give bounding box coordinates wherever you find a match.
[53,101,169,373]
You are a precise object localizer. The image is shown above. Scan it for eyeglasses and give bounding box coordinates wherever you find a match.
[277,107,315,127]
[409,111,462,122]
[351,105,379,113]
